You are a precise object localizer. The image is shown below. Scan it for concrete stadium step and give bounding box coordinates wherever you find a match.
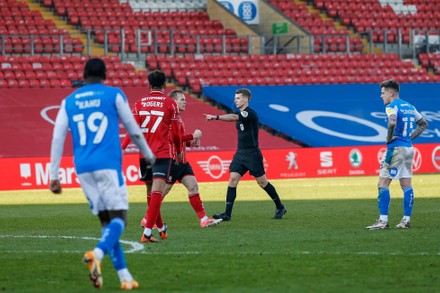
[19,0,105,56]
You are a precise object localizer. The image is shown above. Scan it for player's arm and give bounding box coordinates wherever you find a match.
[183,129,202,147]
[410,110,429,140]
[386,113,397,144]
[116,93,155,166]
[171,117,183,162]
[204,113,238,122]
[120,103,141,150]
[182,129,201,142]
[49,100,69,194]
[385,106,398,144]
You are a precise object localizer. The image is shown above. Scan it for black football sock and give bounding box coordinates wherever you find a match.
[264,182,283,209]
[225,186,237,216]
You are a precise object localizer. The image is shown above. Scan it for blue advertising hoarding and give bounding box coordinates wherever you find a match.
[218,0,260,25]
[203,83,440,147]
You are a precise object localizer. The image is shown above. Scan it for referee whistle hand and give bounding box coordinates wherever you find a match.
[49,179,62,194]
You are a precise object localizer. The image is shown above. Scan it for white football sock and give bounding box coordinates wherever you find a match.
[143,227,152,236]
[117,268,133,282]
[93,247,104,261]
[379,215,388,222]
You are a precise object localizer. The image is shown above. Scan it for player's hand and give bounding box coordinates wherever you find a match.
[143,155,156,169]
[176,152,184,163]
[49,179,62,194]
[191,138,200,147]
[203,114,216,121]
[193,129,202,139]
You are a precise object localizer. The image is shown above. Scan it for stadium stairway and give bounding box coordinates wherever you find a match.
[294,0,381,54]
[19,0,105,56]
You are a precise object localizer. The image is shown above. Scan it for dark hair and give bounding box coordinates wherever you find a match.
[168,89,184,100]
[83,58,106,80]
[148,70,166,89]
[380,79,399,93]
[235,88,251,100]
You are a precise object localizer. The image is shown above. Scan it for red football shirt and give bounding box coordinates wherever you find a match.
[122,90,182,159]
[170,115,194,163]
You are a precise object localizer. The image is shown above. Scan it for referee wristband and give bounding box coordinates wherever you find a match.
[216,115,219,120]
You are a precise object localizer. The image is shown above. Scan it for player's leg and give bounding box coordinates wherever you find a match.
[213,152,245,221]
[249,149,286,219]
[367,148,395,229]
[142,159,171,242]
[396,147,415,228]
[105,210,139,290]
[140,182,152,227]
[181,174,222,227]
[213,172,241,221]
[77,172,104,288]
[79,170,129,288]
[255,174,287,219]
[139,160,166,241]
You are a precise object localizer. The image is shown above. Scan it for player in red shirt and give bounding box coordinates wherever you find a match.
[121,70,182,242]
[163,90,222,227]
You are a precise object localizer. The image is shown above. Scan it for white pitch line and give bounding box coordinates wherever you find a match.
[0,234,143,253]
[1,250,440,256]
[1,234,439,256]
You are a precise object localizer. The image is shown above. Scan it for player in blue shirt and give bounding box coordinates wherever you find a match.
[367,80,428,230]
[49,58,155,290]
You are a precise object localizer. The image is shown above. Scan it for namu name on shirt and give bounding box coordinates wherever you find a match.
[75,99,101,109]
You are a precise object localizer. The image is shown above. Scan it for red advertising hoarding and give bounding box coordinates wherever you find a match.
[1,144,439,191]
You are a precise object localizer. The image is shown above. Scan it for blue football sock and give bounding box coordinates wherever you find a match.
[110,241,127,271]
[402,186,414,217]
[378,187,390,216]
[97,218,125,255]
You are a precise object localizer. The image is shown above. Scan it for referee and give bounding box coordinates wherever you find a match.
[204,88,287,221]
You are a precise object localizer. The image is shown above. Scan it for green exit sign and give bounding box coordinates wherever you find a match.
[272,22,288,35]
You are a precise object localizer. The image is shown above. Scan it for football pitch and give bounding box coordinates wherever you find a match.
[1,175,439,292]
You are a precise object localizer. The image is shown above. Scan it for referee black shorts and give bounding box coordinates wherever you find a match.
[229,148,265,178]
[139,158,172,182]
[166,161,195,185]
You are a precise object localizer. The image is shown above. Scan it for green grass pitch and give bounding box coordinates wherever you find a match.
[1,175,439,292]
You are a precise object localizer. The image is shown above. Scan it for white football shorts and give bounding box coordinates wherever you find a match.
[379,146,414,179]
[77,169,129,215]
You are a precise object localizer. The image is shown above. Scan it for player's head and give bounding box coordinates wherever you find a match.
[148,70,166,90]
[235,88,252,101]
[380,79,399,105]
[83,58,106,81]
[234,88,251,110]
[380,79,399,93]
[169,89,186,111]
